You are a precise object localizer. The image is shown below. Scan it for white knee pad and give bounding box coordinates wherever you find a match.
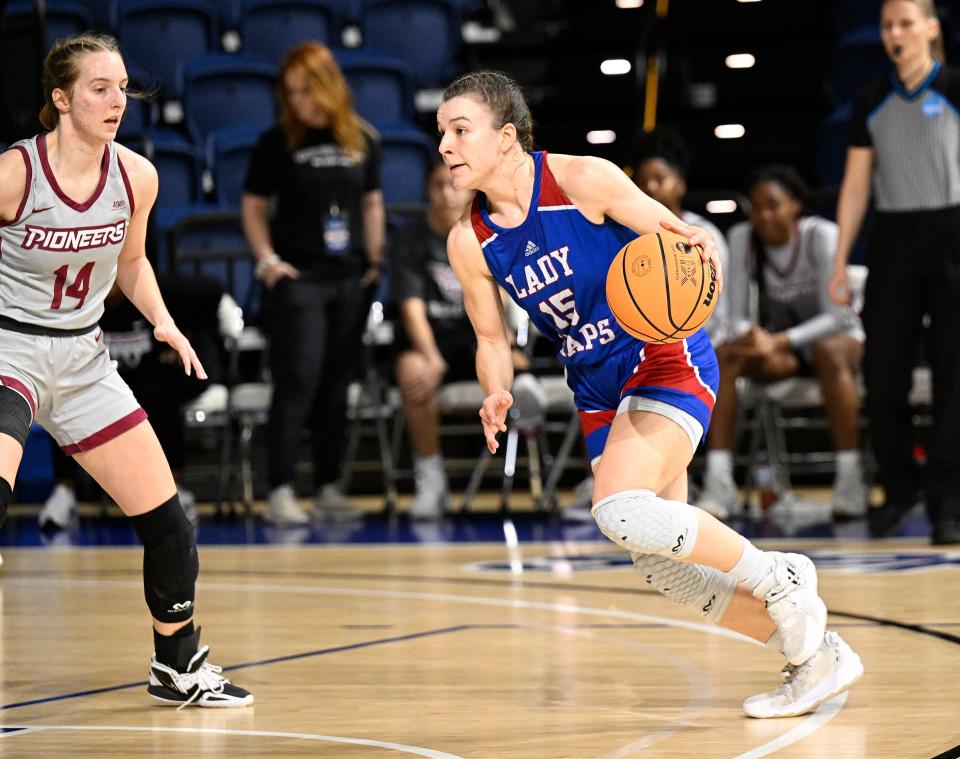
[591,489,698,559]
[632,553,736,625]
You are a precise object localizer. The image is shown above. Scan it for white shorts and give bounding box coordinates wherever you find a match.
[0,325,145,453]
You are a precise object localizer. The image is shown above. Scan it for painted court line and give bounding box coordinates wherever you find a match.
[0,725,464,758]
[731,693,849,759]
[5,577,846,755]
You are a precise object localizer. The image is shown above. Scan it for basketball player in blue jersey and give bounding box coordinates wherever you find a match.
[439,70,863,717]
[0,34,251,708]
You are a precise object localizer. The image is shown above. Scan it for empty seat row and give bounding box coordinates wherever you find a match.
[4,0,462,89]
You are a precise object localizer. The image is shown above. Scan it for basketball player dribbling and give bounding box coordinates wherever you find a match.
[439,70,863,717]
[0,34,252,708]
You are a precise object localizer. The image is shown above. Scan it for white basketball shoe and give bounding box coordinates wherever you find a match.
[753,552,828,665]
[743,631,863,718]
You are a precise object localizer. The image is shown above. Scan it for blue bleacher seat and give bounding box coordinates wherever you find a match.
[361,0,460,88]
[207,124,263,207]
[239,0,340,65]
[337,49,414,127]
[205,0,240,29]
[116,67,158,142]
[86,0,117,31]
[816,104,853,189]
[181,55,276,143]
[5,0,94,51]
[117,0,218,100]
[834,0,880,34]
[829,25,889,106]
[145,130,206,209]
[378,126,436,204]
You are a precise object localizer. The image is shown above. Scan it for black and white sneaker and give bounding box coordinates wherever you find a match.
[148,645,254,709]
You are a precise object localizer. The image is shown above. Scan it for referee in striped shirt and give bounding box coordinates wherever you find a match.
[829,0,960,545]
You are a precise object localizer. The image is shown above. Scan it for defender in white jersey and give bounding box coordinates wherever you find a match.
[439,71,861,718]
[0,33,251,708]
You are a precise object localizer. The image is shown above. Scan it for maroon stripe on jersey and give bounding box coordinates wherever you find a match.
[0,375,37,416]
[539,152,574,208]
[37,132,110,212]
[117,153,135,215]
[470,194,495,246]
[60,407,147,454]
[0,146,32,228]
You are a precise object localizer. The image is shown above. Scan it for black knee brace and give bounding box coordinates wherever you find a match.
[0,477,10,527]
[131,494,199,623]
[0,385,32,449]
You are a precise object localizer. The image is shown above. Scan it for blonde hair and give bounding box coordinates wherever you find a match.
[277,42,369,156]
[882,0,945,61]
[39,33,129,130]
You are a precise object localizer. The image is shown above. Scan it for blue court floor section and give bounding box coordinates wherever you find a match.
[0,501,940,547]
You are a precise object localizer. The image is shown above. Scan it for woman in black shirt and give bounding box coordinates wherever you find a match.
[242,42,384,525]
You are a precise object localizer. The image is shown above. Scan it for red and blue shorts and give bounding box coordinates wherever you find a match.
[565,329,718,466]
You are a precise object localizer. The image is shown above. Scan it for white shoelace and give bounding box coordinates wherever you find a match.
[174,657,228,711]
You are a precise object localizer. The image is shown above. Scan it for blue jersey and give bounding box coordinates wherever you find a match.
[470,151,640,366]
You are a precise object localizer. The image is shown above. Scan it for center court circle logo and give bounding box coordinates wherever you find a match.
[465,550,960,574]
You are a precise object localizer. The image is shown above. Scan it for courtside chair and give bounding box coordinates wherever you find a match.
[167,209,264,515]
[116,0,218,102]
[337,49,415,127]
[361,0,460,88]
[340,301,401,515]
[180,54,276,143]
[239,0,341,65]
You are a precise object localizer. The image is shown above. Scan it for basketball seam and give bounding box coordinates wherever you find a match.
[611,246,664,340]
[675,244,707,332]
[620,235,673,340]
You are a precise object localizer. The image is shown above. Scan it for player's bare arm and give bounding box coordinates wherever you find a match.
[830,146,874,304]
[114,146,205,379]
[447,216,514,452]
[0,147,28,223]
[552,153,724,291]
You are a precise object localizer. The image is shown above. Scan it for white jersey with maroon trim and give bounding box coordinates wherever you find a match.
[0,133,134,330]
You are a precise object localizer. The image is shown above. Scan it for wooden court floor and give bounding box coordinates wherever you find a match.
[0,538,958,758]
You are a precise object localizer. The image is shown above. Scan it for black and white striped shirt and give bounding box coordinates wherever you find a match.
[851,62,960,212]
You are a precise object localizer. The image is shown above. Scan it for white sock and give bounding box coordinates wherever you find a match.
[835,449,861,477]
[415,453,443,473]
[765,629,785,654]
[706,449,734,479]
[727,538,774,592]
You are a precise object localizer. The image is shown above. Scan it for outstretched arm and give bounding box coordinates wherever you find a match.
[447,218,514,453]
[829,147,873,305]
[115,146,206,379]
[553,154,724,293]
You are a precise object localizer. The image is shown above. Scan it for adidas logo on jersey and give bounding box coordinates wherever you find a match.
[524,240,540,256]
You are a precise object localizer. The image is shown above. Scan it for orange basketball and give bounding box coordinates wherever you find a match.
[605,230,717,343]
